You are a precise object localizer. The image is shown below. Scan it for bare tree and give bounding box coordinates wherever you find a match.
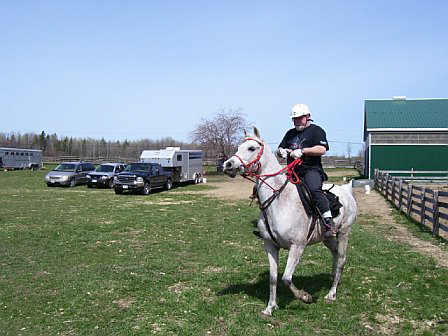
[190,108,249,158]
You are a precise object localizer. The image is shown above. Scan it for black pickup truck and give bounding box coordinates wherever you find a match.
[113,162,173,195]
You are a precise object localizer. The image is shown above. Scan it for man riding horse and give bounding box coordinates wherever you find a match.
[223,126,357,315]
[276,103,337,238]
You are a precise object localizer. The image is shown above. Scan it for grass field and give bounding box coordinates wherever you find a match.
[1,169,447,335]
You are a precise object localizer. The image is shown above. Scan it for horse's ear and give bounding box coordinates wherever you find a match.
[253,127,261,139]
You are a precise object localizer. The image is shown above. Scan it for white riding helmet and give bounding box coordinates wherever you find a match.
[290,103,311,119]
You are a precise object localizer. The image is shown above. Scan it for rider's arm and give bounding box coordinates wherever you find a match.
[302,145,326,157]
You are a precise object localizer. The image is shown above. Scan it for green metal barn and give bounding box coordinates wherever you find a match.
[363,97,448,179]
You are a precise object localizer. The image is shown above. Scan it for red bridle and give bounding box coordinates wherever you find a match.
[233,137,265,175]
[232,137,303,192]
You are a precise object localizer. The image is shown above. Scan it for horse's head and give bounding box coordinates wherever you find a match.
[223,127,265,178]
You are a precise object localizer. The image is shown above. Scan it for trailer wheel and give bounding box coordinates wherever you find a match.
[142,182,151,195]
[165,178,172,190]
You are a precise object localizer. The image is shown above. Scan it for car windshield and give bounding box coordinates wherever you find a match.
[54,163,76,172]
[95,165,114,173]
[124,163,150,172]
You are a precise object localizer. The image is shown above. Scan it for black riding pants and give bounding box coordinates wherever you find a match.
[300,168,330,215]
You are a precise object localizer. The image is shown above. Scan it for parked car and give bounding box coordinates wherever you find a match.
[86,163,126,188]
[113,162,173,195]
[44,162,95,187]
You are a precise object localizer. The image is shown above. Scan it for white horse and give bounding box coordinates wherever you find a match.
[223,127,357,316]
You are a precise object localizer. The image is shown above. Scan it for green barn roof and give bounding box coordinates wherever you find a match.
[364,98,448,130]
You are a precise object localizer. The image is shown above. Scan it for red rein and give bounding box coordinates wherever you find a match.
[233,137,302,192]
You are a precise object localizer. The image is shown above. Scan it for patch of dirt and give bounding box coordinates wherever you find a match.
[168,282,191,295]
[356,189,448,268]
[326,169,360,177]
[113,298,135,309]
[198,176,254,200]
[195,177,448,268]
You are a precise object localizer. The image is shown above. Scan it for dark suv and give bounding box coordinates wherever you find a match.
[86,163,126,188]
[114,162,173,195]
[44,162,95,187]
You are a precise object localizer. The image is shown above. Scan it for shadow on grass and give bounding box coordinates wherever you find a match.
[217,271,332,308]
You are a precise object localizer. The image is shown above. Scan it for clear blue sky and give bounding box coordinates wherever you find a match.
[1,1,447,155]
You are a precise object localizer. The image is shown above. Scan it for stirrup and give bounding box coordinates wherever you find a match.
[323,229,337,238]
[323,218,337,238]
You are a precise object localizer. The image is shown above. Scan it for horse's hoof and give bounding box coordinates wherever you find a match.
[301,292,313,304]
[324,294,336,303]
[261,304,278,316]
[261,309,272,316]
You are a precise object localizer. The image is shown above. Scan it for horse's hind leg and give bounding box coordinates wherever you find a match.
[323,232,350,302]
[282,244,312,303]
[262,240,279,316]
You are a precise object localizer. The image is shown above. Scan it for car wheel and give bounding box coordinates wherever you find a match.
[47,183,53,187]
[114,187,123,194]
[70,179,76,187]
[142,182,151,195]
[87,184,93,188]
[165,179,172,190]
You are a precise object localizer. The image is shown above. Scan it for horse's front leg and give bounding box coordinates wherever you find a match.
[262,240,279,316]
[282,244,312,303]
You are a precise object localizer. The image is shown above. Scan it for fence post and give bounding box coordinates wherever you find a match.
[398,179,403,211]
[407,184,413,216]
[432,190,440,237]
[384,174,390,200]
[376,170,381,192]
[392,178,397,206]
[420,189,426,225]
[379,171,384,193]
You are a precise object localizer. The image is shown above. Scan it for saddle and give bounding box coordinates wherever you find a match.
[296,182,343,217]
[251,181,343,218]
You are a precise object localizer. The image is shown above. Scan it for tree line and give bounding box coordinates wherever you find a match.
[0,109,247,161]
[0,131,197,160]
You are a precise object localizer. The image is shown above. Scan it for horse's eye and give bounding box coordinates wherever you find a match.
[248,146,256,151]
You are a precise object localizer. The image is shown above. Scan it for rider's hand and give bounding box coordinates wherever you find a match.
[275,147,288,159]
[290,149,303,159]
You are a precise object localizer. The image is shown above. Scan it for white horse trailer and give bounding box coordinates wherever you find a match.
[140,147,203,183]
[0,147,42,170]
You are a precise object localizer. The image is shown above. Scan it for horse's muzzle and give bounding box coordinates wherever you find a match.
[223,157,243,178]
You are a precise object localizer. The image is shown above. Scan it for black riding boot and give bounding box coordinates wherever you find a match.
[323,217,337,238]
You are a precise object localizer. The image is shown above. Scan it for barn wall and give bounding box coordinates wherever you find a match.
[369,145,448,178]
[371,132,448,144]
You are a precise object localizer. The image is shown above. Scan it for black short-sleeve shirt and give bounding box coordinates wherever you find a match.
[278,124,329,168]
